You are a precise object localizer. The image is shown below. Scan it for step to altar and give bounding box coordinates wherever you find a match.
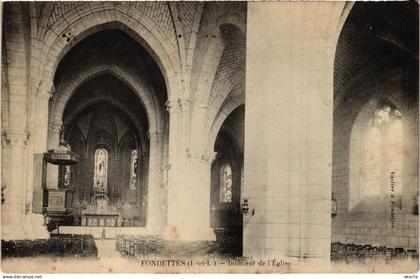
[57,226,151,239]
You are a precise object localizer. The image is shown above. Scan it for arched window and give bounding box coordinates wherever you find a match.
[350,102,403,209]
[129,149,138,190]
[220,163,233,203]
[94,148,108,193]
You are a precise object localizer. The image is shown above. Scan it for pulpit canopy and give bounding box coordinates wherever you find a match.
[45,139,78,165]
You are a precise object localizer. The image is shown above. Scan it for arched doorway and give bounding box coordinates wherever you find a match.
[48,29,168,230]
[210,105,244,256]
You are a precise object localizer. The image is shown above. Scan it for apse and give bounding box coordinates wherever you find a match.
[61,75,148,226]
[50,28,168,228]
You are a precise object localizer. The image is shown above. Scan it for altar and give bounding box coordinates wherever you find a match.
[82,213,119,227]
[80,190,123,227]
[75,183,144,227]
[57,226,150,239]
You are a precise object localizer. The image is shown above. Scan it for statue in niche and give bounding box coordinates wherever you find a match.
[64,166,71,187]
[129,150,138,190]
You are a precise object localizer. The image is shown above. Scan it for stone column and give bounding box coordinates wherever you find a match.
[34,89,53,153]
[163,94,216,241]
[140,150,149,220]
[164,99,182,238]
[189,102,208,158]
[1,131,29,239]
[179,99,191,155]
[192,151,217,240]
[24,91,51,239]
[146,130,164,232]
[244,2,346,266]
[165,150,217,241]
[46,121,62,189]
[1,3,31,240]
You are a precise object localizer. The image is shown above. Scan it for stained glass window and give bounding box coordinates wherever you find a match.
[361,105,402,198]
[220,163,232,203]
[94,148,108,193]
[129,150,138,190]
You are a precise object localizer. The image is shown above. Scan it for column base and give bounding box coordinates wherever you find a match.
[1,225,29,240]
[163,224,216,241]
[25,213,50,240]
[2,214,50,240]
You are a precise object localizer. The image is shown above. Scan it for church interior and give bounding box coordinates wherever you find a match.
[1,1,418,272]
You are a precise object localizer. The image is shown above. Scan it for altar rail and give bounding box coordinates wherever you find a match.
[58,226,150,239]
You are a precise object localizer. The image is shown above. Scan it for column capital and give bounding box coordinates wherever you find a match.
[165,99,179,114]
[34,80,55,99]
[49,121,63,134]
[147,130,163,142]
[47,84,56,96]
[202,151,217,164]
[191,95,208,110]
[166,98,192,114]
[2,129,30,146]
[160,161,172,172]
[187,148,217,165]
[178,98,190,112]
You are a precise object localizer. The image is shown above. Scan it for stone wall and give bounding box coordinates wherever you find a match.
[331,2,419,251]
[332,64,419,250]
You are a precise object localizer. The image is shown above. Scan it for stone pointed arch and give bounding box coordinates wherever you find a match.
[207,92,245,153]
[64,97,149,156]
[49,64,161,135]
[191,12,246,106]
[38,9,181,101]
[207,68,245,128]
[189,9,246,157]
